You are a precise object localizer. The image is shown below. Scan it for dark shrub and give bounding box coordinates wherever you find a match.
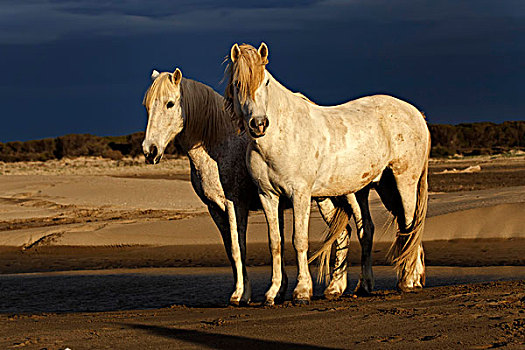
[1,121,523,161]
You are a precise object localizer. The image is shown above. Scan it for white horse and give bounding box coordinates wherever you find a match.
[142,68,361,304]
[225,43,430,305]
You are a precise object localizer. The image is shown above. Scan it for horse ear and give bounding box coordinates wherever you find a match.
[172,68,182,85]
[258,42,268,63]
[151,70,160,81]
[231,43,240,62]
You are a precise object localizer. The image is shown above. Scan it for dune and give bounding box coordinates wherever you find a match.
[0,174,523,248]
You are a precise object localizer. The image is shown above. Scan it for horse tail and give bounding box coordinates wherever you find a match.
[387,132,430,285]
[308,205,349,284]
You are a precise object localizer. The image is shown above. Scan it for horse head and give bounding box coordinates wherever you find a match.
[142,68,184,164]
[226,42,271,138]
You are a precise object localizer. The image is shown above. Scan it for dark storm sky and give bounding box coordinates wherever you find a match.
[1,0,524,142]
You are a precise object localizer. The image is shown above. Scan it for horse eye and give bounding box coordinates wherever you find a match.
[166,101,175,109]
[265,79,270,86]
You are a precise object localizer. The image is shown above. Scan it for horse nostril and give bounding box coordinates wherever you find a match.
[144,144,159,164]
[249,118,257,130]
[249,117,269,131]
[150,145,158,158]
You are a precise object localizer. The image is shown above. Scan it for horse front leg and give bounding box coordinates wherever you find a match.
[259,192,285,306]
[292,190,313,304]
[277,200,288,302]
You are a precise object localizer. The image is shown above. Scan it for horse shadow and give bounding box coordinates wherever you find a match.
[120,322,336,350]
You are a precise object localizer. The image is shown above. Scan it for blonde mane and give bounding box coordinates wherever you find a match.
[144,72,236,149]
[224,44,268,110]
[143,73,173,108]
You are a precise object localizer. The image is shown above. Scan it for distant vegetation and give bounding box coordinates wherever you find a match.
[0,133,184,162]
[0,121,523,162]
[429,121,524,157]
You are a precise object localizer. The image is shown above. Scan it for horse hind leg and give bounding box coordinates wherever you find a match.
[316,198,350,299]
[379,168,427,291]
[352,188,375,296]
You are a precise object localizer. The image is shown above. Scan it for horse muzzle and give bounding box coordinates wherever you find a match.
[248,116,269,138]
[143,144,162,165]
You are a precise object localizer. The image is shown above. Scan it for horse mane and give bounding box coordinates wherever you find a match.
[181,78,237,148]
[224,44,268,113]
[144,72,236,149]
[293,92,317,105]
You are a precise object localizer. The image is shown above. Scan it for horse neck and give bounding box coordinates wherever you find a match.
[177,78,235,154]
[266,73,312,123]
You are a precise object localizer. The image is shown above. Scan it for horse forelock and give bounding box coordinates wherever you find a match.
[225,44,268,104]
[224,44,268,130]
[143,73,177,109]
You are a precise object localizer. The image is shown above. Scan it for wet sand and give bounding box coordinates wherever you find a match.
[1,280,523,349]
[1,266,524,313]
[0,238,523,274]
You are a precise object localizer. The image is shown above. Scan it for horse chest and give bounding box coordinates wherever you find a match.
[246,146,308,196]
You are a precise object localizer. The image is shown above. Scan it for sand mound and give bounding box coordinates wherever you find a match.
[423,202,524,241]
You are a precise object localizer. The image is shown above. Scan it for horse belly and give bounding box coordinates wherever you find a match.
[311,131,389,197]
[311,164,383,197]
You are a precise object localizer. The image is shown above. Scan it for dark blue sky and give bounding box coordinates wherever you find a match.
[1,0,524,142]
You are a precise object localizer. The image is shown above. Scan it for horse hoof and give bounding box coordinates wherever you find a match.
[263,299,275,307]
[397,283,423,293]
[274,294,286,305]
[354,286,372,297]
[324,292,342,300]
[230,299,250,307]
[293,298,310,306]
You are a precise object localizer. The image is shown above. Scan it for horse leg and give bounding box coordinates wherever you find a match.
[394,174,425,291]
[292,189,313,304]
[352,188,375,295]
[208,204,245,305]
[259,192,284,306]
[316,198,350,299]
[377,169,426,291]
[277,199,288,304]
[229,200,252,305]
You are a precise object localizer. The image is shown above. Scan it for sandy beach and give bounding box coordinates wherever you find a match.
[0,155,524,349]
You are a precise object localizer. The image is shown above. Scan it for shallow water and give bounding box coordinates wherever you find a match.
[1,266,523,313]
